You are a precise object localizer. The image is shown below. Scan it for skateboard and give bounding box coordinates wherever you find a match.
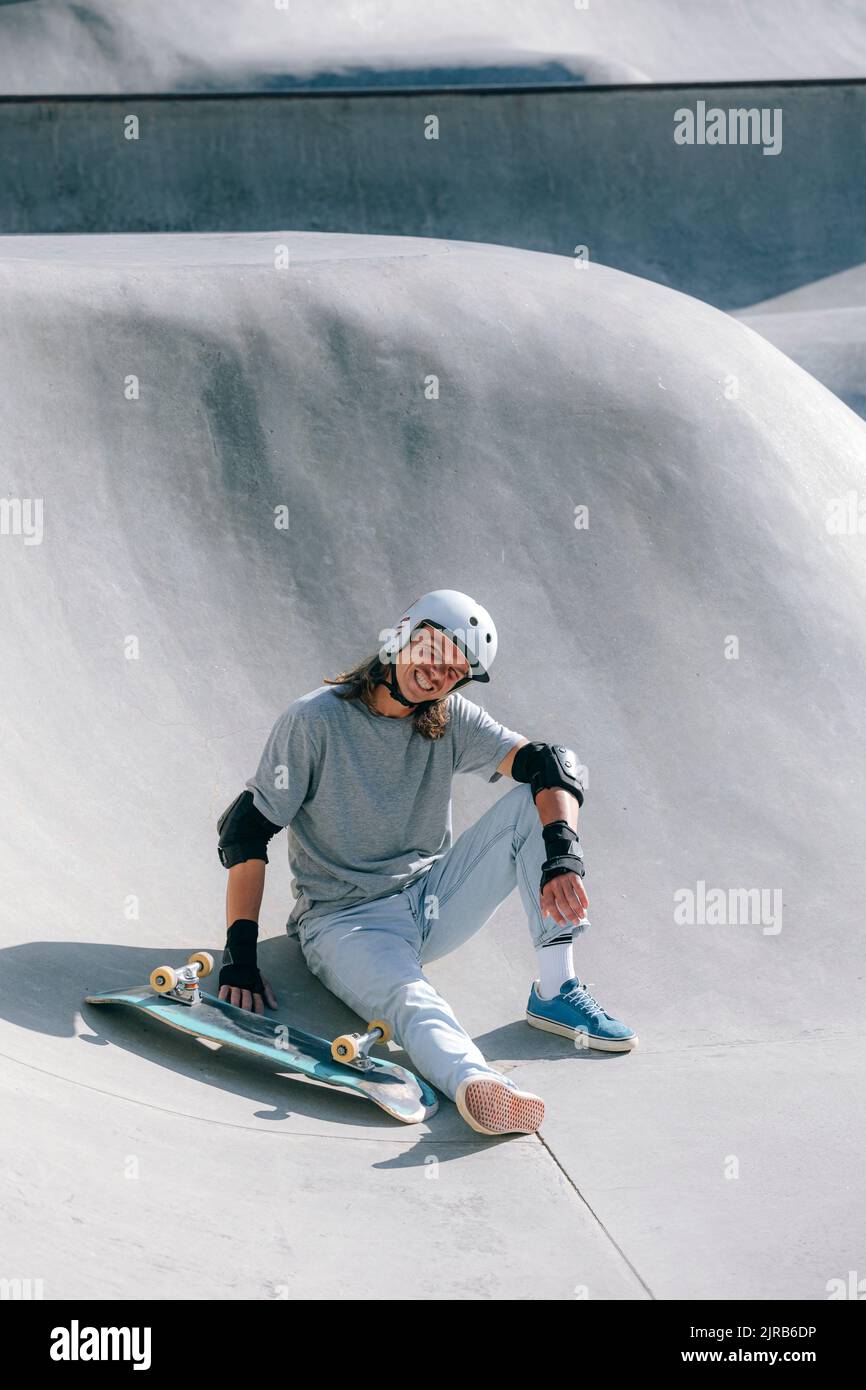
[85,951,438,1124]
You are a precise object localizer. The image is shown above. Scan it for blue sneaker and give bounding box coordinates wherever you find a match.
[526,978,638,1051]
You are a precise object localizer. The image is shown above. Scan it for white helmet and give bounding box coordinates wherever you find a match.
[380,589,498,691]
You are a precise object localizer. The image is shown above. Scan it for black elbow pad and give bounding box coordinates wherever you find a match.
[511,742,584,808]
[217,790,281,868]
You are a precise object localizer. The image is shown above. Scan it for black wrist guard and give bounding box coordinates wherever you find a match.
[540,820,585,891]
[219,918,263,993]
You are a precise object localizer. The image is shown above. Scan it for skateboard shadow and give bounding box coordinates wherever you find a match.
[0,936,441,1133]
[0,937,614,1147]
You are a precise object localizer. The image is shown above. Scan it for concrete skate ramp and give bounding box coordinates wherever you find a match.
[737,264,866,420]
[2,0,865,95]
[1,232,865,1299]
[3,81,865,311]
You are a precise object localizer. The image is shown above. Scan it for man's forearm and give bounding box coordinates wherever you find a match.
[226,859,266,928]
[535,787,579,830]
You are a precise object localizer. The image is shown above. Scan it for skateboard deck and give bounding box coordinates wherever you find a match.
[85,981,438,1125]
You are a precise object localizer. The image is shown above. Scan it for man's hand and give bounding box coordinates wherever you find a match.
[539,819,588,926]
[218,973,278,1015]
[219,918,277,1014]
[540,871,589,929]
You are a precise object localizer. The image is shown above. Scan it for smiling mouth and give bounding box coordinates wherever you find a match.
[413,671,436,693]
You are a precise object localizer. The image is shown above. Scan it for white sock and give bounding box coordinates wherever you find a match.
[536,936,575,1000]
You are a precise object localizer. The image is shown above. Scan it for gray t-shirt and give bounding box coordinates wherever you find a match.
[246,685,523,935]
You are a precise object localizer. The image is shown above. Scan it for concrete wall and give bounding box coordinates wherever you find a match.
[2,80,864,308]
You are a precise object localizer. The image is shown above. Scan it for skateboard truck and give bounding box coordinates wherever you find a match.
[149,952,214,1007]
[330,1020,393,1071]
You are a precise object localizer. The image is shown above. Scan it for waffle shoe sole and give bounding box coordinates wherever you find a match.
[455,1076,545,1135]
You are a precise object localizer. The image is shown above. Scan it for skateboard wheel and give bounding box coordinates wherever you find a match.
[150,965,178,993]
[331,1033,361,1063]
[369,1019,392,1045]
[187,950,214,978]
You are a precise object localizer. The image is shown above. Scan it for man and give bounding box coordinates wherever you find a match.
[216,589,636,1136]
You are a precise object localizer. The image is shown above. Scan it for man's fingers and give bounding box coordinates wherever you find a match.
[541,891,568,926]
[256,973,278,1010]
[218,980,275,1013]
[542,873,589,926]
[563,879,588,919]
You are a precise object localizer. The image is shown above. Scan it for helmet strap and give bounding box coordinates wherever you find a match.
[374,659,427,709]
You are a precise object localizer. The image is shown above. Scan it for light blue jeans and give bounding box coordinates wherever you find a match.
[298,782,586,1100]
